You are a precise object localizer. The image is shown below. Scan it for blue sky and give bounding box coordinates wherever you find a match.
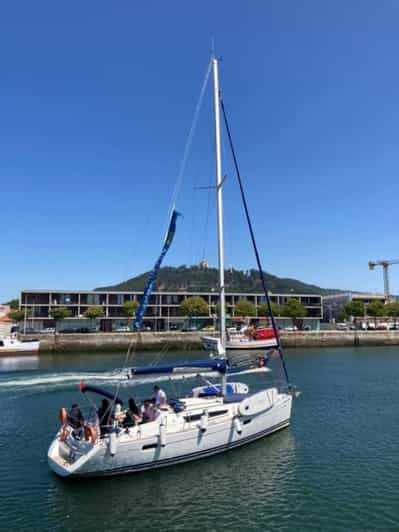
[1,0,399,301]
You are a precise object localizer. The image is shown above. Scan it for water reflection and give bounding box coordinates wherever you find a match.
[0,355,39,372]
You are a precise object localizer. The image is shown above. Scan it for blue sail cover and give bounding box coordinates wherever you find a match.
[130,358,227,377]
[135,210,180,330]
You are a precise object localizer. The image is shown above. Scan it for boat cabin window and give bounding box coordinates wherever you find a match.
[142,443,158,450]
[208,410,228,418]
[184,413,202,423]
[0,341,3,347]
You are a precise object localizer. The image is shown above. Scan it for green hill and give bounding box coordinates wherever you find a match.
[96,265,339,295]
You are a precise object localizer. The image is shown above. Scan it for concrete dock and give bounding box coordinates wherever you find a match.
[19,330,399,353]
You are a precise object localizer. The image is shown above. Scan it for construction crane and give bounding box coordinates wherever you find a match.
[368,259,399,299]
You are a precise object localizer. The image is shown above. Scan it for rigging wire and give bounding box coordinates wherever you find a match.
[167,59,212,226]
[219,96,291,388]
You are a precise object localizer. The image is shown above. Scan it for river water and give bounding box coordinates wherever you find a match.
[0,346,398,531]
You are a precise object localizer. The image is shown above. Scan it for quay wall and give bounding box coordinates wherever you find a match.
[19,330,399,353]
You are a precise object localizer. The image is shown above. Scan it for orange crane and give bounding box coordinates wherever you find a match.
[368,259,399,299]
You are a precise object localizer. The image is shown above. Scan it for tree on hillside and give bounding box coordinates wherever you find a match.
[84,305,104,331]
[283,299,307,329]
[234,300,256,317]
[344,301,364,327]
[386,301,399,328]
[336,311,347,323]
[49,307,71,336]
[96,265,338,296]
[366,301,385,328]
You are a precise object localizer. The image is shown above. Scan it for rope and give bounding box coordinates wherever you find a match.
[219,96,291,388]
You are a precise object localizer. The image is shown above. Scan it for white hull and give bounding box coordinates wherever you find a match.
[48,388,292,478]
[0,337,40,355]
[201,335,277,351]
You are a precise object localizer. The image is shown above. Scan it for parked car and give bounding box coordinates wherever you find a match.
[41,327,55,334]
[114,326,131,332]
[336,323,348,330]
[61,327,97,334]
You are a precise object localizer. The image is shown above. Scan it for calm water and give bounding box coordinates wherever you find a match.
[1,346,399,531]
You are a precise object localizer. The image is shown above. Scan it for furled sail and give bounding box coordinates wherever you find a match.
[135,209,180,330]
[129,358,227,378]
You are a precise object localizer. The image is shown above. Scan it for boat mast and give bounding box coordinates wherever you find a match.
[212,57,227,365]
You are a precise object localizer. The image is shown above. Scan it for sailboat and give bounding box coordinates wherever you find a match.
[48,57,295,478]
[201,324,279,352]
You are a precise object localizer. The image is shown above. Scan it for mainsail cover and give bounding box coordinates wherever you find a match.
[129,358,227,377]
[135,209,180,330]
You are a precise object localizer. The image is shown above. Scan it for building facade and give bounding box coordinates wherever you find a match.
[20,289,323,332]
[323,292,387,321]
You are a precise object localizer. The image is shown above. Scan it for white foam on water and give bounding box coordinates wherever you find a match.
[0,370,216,391]
[0,371,129,389]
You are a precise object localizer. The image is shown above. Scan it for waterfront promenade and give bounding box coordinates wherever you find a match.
[19,330,399,352]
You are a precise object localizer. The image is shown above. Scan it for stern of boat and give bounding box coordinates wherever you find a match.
[48,429,100,478]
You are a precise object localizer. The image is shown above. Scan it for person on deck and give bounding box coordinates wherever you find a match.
[97,398,113,436]
[141,399,159,423]
[153,385,167,409]
[67,403,84,430]
[123,398,142,427]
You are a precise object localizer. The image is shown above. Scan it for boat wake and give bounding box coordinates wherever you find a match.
[0,369,213,392]
[0,370,131,391]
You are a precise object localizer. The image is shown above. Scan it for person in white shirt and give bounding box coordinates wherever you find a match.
[153,385,167,409]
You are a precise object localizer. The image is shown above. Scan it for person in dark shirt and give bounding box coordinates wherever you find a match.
[97,398,113,436]
[123,398,142,428]
[67,403,84,429]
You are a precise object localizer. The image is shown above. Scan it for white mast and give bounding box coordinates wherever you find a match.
[212,57,227,365]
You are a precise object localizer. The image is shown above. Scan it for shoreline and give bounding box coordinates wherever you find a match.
[13,330,399,353]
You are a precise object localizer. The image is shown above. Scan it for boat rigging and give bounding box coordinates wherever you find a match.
[48,55,295,478]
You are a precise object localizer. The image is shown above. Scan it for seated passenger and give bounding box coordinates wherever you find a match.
[141,399,159,423]
[97,398,113,436]
[67,403,84,430]
[123,398,142,427]
[153,385,168,410]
